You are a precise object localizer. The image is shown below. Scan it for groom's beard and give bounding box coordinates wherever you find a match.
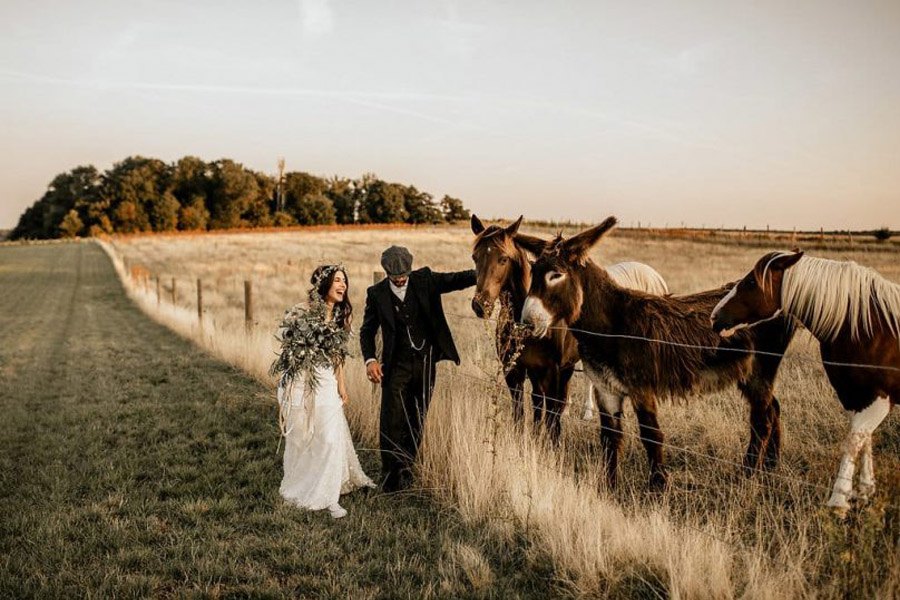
[389,280,408,301]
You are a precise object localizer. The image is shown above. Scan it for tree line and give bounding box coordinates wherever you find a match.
[10,156,471,240]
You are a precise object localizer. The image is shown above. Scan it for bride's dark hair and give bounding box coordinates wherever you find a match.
[309,265,353,330]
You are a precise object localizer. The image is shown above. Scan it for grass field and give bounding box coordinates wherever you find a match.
[102,224,900,598]
[0,242,559,598]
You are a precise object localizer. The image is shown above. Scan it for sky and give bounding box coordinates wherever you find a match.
[1,0,898,230]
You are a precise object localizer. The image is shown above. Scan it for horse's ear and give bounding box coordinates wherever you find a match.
[471,214,486,235]
[561,216,617,263]
[513,233,548,257]
[504,215,523,236]
[771,250,804,271]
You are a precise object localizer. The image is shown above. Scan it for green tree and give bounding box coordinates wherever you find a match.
[402,186,442,224]
[58,209,84,238]
[101,157,171,233]
[358,179,408,223]
[325,176,357,224]
[293,192,336,225]
[206,160,260,229]
[178,195,210,231]
[440,195,470,223]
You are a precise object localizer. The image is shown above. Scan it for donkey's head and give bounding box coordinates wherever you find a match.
[470,215,540,317]
[711,250,803,337]
[522,216,617,337]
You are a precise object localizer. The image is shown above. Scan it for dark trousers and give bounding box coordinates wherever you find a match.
[380,347,436,491]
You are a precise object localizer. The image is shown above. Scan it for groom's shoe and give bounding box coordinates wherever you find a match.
[328,503,347,519]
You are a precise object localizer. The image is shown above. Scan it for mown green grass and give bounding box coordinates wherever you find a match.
[0,243,555,598]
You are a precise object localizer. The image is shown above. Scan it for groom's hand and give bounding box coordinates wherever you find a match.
[366,361,383,384]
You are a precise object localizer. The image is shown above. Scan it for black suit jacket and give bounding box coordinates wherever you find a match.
[360,267,475,375]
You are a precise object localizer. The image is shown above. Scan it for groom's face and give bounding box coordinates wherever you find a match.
[389,275,408,287]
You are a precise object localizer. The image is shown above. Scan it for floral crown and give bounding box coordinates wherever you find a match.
[311,263,346,289]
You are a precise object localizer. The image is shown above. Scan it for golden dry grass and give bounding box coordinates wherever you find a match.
[103,225,900,598]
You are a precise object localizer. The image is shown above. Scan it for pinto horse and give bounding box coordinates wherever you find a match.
[521,217,796,489]
[711,251,899,513]
[470,215,668,442]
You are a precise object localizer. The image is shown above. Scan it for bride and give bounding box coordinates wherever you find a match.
[274,264,374,519]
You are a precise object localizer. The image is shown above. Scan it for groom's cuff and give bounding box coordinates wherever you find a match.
[364,358,376,366]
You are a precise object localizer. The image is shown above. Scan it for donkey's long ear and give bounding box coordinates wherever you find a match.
[471,214,486,235]
[770,250,804,271]
[513,233,548,257]
[505,215,524,236]
[561,216,617,264]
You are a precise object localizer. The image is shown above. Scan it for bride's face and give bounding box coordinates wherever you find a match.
[326,271,347,304]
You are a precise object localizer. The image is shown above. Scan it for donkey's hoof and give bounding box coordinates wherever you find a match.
[648,472,668,493]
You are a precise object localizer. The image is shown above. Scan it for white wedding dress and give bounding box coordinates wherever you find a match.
[277,366,374,512]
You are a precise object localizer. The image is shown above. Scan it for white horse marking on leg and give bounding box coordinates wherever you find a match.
[826,397,891,512]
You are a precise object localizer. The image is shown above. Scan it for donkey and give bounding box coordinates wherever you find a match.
[470,215,669,442]
[711,251,899,513]
[521,217,796,489]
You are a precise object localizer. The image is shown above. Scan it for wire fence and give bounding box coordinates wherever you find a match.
[111,254,898,519]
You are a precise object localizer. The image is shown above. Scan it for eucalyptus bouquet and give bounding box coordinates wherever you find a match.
[269,298,351,393]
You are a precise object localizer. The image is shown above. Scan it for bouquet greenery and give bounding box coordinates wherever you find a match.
[269,298,351,393]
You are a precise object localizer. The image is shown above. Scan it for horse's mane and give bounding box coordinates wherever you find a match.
[606,261,669,295]
[774,255,900,342]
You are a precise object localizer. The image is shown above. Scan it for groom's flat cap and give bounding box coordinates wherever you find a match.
[381,245,413,276]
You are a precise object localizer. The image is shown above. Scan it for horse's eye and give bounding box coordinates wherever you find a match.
[547,272,564,282]
[498,256,509,265]
[747,279,757,289]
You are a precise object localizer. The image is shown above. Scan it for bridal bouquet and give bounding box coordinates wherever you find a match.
[269,299,351,393]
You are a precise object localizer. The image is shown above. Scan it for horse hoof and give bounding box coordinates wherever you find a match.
[826,495,851,518]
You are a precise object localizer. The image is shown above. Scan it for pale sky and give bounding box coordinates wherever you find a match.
[1,0,898,229]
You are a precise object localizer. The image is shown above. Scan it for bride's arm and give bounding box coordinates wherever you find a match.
[336,363,349,405]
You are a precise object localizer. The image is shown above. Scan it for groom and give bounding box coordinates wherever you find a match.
[360,245,475,492]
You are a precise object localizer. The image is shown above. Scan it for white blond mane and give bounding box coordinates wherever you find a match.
[779,255,900,342]
[606,261,669,295]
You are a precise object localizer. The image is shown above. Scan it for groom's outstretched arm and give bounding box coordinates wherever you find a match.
[432,268,476,294]
[359,287,380,363]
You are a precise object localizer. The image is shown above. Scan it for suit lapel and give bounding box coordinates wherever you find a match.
[377,280,396,327]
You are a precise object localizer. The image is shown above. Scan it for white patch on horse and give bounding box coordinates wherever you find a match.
[711,283,739,324]
[826,396,892,512]
[522,296,553,338]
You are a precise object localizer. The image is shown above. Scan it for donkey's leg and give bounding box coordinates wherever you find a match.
[738,378,777,475]
[527,370,546,430]
[632,393,667,491]
[826,397,891,513]
[505,365,527,425]
[583,381,596,420]
[536,368,565,445]
[598,401,624,489]
[546,366,575,444]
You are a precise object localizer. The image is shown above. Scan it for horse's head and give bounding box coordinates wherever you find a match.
[470,215,529,318]
[711,250,803,337]
[522,217,617,337]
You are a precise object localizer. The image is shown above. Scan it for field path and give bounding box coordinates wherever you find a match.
[0,242,549,598]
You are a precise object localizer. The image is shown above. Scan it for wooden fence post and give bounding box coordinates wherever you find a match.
[244,280,253,332]
[171,278,177,305]
[156,276,161,306]
[819,227,825,243]
[196,278,203,326]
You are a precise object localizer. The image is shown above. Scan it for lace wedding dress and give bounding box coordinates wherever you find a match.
[277,365,374,513]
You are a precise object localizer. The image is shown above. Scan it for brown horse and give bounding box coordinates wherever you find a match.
[470,215,669,443]
[711,251,899,513]
[521,218,796,489]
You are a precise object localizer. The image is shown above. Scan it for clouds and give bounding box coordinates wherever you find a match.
[299,0,335,38]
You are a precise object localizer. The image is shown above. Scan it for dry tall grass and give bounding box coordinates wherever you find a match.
[101,225,900,598]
